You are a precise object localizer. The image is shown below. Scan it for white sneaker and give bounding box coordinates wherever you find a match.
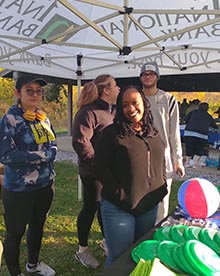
[199,162,207,167]
[100,238,108,256]
[75,248,99,268]
[26,261,55,276]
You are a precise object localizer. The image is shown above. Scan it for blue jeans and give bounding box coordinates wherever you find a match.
[101,199,158,267]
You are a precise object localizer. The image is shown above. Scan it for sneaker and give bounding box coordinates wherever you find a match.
[199,161,207,167]
[100,239,108,256]
[26,261,55,276]
[192,164,200,169]
[75,249,99,268]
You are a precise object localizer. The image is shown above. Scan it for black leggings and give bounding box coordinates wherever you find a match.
[77,176,104,246]
[2,185,54,276]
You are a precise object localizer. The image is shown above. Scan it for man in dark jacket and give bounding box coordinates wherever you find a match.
[184,102,218,168]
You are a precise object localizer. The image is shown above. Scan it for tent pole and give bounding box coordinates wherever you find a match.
[13,71,19,104]
[123,0,129,47]
[76,54,83,201]
[67,84,73,136]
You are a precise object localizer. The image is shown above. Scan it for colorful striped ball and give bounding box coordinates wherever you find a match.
[178,178,220,218]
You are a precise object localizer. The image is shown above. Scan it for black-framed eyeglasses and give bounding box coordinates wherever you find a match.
[141,72,156,78]
[24,88,44,96]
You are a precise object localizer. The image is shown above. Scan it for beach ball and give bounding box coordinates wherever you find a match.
[178,178,220,218]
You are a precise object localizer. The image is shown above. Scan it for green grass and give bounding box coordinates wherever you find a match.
[55,129,68,135]
[169,180,183,212]
[0,162,183,275]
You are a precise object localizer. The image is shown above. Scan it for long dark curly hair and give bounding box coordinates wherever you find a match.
[114,85,158,138]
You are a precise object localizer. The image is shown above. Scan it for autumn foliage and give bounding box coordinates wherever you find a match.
[0,77,81,131]
[1,77,220,132]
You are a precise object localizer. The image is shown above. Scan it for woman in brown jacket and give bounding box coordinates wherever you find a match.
[94,85,167,267]
[72,75,120,268]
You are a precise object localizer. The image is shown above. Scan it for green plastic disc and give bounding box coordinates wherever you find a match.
[214,231,220,247]
[131,247,139,264]
[153,226,172,242]
[156,240,183,272]
[183,226,202,241]
[169,225,188,243]
[174,243,201,276]
[198,228,220,254]
[171,245,189,275]
[183,240,220,275]
[131,239,159,264]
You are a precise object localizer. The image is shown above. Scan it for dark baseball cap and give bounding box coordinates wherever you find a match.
[15,74,47,90]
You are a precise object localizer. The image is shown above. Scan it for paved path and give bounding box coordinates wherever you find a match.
[57,135,74,152]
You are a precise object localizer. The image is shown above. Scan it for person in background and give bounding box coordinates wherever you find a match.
[180,98,189,123]
[0,75,57,276]
[214,106,220,120]
[184,102,218,168]
[139,61,185,224]
[94,85,167,267]
[72,74,120,268]
[185,99,200,116]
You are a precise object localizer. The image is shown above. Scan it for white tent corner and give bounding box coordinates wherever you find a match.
[1,0,220,81]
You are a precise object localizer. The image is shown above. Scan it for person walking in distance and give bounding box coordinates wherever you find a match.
[72,74,120,268]
[139,61,185,223]
[0,74,57,276]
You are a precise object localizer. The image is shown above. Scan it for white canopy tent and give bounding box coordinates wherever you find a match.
[5,0,220,134]
[1,0,220,80]
[2,0,220,200]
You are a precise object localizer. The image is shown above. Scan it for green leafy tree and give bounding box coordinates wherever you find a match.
[0,77,14,104]
[0,77,15,117]
[44,84,67,103]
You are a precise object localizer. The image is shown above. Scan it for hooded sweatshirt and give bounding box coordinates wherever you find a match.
[0,105,57,192]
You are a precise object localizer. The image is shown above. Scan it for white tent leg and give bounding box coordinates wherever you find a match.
[77,174,82,201]
[77,54,83,201]
[67,84,73,136]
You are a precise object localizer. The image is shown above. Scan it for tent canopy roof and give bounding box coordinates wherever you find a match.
[1,0,220,83]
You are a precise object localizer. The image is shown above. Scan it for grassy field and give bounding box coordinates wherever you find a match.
[0,161,183,276]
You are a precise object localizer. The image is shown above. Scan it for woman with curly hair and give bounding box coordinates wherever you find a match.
[94,85,167,267]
